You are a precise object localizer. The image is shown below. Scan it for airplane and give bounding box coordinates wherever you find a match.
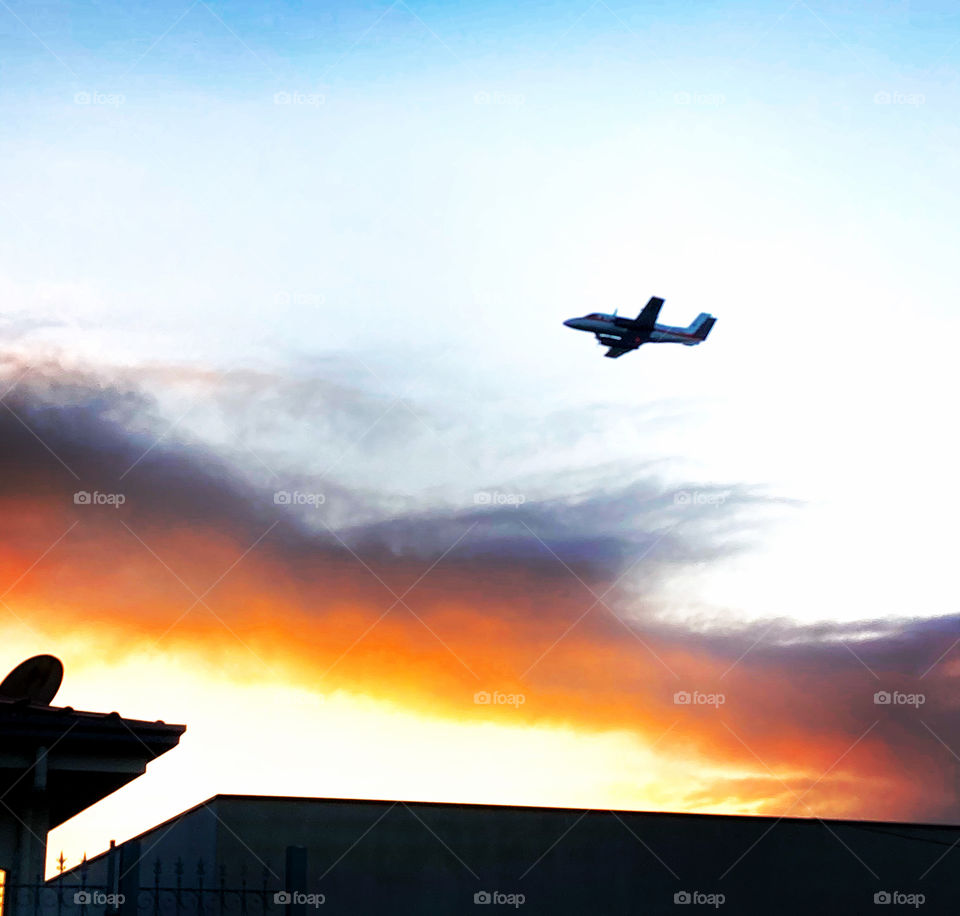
[563,297,716,358]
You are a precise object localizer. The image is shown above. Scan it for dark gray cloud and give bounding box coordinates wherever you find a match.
[0,362,783,581]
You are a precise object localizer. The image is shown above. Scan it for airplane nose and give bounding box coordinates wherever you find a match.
[563,319,575,327]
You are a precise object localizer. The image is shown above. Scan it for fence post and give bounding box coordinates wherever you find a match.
[106,841,119,916]
[118,841,141,916]
[283,848,306,916]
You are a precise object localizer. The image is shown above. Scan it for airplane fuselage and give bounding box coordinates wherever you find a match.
[563,314,706,345]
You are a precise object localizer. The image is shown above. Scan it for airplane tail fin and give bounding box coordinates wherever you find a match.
[687,313,716,342]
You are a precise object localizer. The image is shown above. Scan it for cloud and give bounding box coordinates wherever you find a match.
[1,361,959,824]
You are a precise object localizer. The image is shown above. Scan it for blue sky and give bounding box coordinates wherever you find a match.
[4,0,960,633]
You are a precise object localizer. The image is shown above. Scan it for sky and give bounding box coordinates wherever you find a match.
[1,0,959,877]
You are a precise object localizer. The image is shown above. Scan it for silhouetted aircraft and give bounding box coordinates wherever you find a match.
[564,297,716,358]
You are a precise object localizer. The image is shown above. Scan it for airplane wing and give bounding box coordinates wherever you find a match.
[603,345,634,358]
[634,296,664,332]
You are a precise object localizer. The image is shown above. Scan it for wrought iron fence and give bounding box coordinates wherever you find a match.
[5,859,284,916]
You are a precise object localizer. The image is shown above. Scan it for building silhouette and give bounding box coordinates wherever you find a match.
[0,660,183,916]
[47,793,960,915]
[3,656,958,914]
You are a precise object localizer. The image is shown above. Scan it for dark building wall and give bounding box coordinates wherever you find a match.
[58,804,220,887]
[54,796,960,915]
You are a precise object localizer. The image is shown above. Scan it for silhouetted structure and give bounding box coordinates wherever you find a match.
[0,656,185,916]
[5,656,956,914]
[44,794,960,915]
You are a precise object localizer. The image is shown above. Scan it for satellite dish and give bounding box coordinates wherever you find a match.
[0,655,64,705]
